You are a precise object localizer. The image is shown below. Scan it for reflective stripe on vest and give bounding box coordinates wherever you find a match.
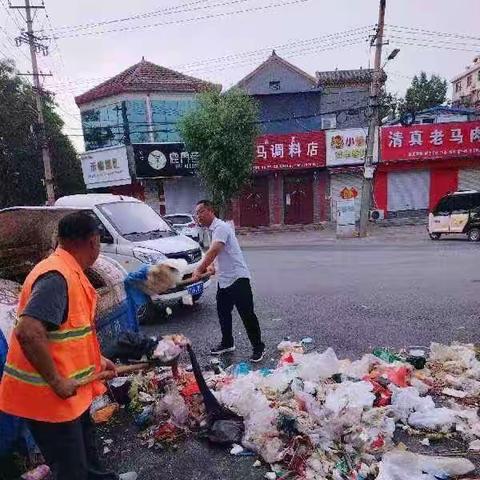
[3,363,95,386]
[47,325,93,342]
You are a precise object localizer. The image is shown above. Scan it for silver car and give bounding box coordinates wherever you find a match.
[164,213,205,245]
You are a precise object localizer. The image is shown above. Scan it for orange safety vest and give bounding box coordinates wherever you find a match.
[0,248,106,422]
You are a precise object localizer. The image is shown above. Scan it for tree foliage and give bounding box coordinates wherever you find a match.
[179,88,259,217]
[0,59,84,208]
[400,72,448,114]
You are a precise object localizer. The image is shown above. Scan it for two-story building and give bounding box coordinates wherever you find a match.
[234,51,374,227]
[452,55,480,109]
[75,58,219,214]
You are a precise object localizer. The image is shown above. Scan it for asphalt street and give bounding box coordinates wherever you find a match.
[104,231,480,480]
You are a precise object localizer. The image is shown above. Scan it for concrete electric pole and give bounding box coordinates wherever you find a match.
[358,0,386,237]
[11,0,55,205]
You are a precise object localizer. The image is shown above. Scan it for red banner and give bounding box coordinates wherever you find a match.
[254,131,326,171]
[381,121,480,162]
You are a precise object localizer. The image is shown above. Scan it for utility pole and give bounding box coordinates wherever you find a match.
[12,0,55,205]
[358,0,386,237]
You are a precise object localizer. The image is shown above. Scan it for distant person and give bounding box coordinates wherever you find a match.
[0,212,137,480]
[192,200,265,362]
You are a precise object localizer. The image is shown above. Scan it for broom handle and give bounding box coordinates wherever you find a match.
[177,272,211,288]
[78,363,150,386]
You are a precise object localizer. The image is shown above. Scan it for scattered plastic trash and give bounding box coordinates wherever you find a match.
[230,444,244,455]
[232,362,251,377]
[96,339,480,479]
[301,337,314,344]
[372,347,401,363]
[92,403,119,424]
[264,473,276,480]
[377,449,474,480]
[21,465,50,480]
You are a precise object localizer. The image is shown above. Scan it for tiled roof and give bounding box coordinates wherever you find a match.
[75,59,220,106]
[235,50,317,90]
[316,68,385,87]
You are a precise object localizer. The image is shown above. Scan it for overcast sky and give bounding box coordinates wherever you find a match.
[1,0,479,151]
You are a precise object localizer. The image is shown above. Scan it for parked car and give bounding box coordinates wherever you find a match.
[54,194,210,302]
[428,190,480,242]
[164,213,204,245]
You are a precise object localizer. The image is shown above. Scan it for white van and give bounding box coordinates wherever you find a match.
[54,194,210,303]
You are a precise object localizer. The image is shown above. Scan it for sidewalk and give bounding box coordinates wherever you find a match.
[238,224,430,248]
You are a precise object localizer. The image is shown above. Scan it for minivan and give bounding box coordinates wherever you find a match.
[54,194,210,302]
[428,190,480,242]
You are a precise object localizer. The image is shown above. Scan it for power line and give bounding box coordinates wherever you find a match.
[0,0,24,30]
[54,0,311,39]
[42,0,249,35]
[387,24,480,44]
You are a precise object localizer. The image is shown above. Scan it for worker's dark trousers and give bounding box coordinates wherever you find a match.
[216,278,264,350]
[28,409,118,480]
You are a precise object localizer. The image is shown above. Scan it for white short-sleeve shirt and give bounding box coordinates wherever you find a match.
[209,217,250,288]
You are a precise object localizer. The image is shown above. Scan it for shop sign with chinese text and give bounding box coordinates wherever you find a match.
[326,128,375,166]
[80,145,131,189]
[254,131,326,171]
[381,121,480,162]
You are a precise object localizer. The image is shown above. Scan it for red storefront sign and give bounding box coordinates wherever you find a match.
[254,131,326,171]
[381,121,480,162]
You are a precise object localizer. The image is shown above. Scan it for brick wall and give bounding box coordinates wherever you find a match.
[313,170,328,223]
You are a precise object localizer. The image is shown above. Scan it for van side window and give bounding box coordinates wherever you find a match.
[451,195,472,213]
[87,211,114,244]
[434,197,452,215]
[471,194,480,212]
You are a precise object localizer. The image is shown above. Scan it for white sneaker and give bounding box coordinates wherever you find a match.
[119,473,138,480]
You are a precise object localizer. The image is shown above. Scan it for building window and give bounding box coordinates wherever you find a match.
[467,75,472,87]
[456,81,462,92]
[321,114,336,130]
[269,80,281,91]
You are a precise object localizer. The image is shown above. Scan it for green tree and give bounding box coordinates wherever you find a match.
[0,59,84,208]
[179,88,259,217]
[400,72,448,114]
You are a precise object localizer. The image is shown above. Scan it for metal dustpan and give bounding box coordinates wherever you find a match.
[186,344,244,444]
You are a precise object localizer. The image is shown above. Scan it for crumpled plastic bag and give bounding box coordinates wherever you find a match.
[376,449,474,480]
[390,387,435,422]
[155,389,189,426]
[153,334,189,363]
[296,348,340,383]
[408,407,457,430]
[325,381,375,414]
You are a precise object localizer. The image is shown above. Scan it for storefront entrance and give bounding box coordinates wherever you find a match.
[284,174,313,225]
[239,177,270,227]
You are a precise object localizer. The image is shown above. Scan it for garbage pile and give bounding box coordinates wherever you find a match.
[99,340,480,479]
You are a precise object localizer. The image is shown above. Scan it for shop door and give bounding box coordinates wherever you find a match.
[239,177,270,227]
[458,168,480,191]
[387,170,430,213]
[284,175,313,225]
[330,173,363,221]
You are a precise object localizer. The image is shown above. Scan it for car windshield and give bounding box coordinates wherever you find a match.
[98,202,175,240]
[165,215,193,225]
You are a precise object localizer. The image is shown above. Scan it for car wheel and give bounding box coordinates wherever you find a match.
[467,228,480,242]
[429,232,441,240]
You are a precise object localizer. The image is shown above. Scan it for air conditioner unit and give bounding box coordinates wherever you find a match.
[369,209,385,221]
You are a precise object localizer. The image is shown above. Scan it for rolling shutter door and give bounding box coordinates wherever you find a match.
[387,170,430,212]
[458,168,480,191]
[330,173,363,221]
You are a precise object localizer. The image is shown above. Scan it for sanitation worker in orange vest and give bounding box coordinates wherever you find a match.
[0,213,137,480]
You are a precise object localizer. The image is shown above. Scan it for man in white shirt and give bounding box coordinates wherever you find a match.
[192,200,265,362]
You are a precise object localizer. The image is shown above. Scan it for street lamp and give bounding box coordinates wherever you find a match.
[387,48,400,61]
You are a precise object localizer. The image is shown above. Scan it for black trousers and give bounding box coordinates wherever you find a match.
[216,278,263,350]
[28,410,118,480]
